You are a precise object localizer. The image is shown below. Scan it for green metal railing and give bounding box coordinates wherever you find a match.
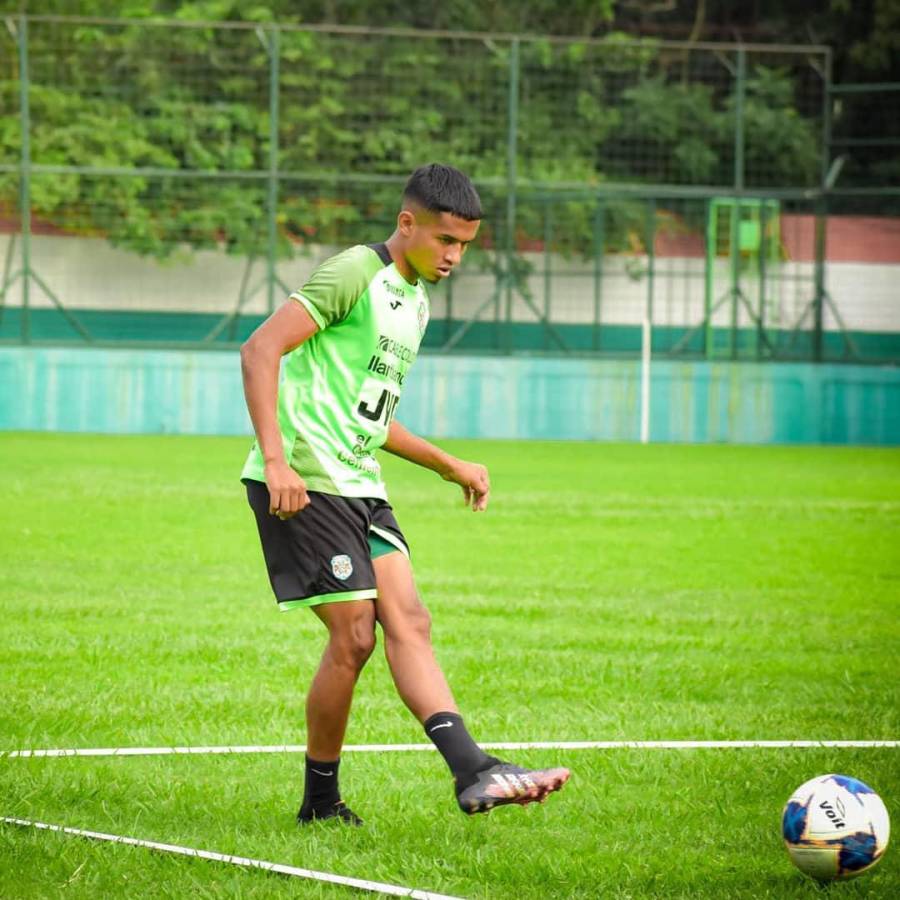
[0,14,896,363]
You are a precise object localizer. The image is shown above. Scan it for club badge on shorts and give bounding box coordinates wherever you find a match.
[331,554,353,581]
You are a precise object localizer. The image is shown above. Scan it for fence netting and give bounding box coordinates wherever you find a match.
[0,16,896,363]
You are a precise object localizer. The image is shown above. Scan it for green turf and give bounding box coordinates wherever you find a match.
[1,434,898,898]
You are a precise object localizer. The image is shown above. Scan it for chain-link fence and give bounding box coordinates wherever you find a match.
[1,15,896,363]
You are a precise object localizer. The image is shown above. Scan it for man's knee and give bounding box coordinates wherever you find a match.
[330,619,377,670]
[384,596,432,644]
[409,602,432,641]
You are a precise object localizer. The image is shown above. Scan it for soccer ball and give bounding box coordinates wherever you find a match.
[782,773,890,881]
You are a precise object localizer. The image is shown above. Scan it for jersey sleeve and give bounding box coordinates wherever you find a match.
[290,245,381,329]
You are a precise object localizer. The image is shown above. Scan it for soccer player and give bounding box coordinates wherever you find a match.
[240,163,569,824]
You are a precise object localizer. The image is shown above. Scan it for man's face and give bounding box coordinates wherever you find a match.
[400,208,480,284]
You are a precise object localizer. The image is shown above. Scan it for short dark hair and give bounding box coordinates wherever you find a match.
[403,163,482,221]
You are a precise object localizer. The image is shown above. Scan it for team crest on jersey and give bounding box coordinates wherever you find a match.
[331,554,353,581]
[417,301,428,337]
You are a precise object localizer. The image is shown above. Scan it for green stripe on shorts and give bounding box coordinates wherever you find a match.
[368,531,402,559]
[278,588,377,611]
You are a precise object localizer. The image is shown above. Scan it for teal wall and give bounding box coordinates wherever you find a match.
[3,308,899,364]
[1,347,898,444]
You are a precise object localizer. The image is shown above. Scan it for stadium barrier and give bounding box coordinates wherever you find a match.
[2,346,897,445]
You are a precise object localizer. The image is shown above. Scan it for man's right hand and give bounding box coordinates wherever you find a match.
[264,459,310,519]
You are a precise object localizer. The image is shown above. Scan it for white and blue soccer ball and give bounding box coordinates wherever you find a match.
[782,773,890,881]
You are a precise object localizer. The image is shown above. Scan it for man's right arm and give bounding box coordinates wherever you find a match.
[240,300,319,519]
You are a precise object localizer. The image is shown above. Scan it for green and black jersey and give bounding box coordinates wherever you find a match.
[241,243,429,500]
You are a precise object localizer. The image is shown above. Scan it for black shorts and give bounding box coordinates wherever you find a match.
[244,479,409,611]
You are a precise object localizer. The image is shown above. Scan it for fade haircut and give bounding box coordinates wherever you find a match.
[402,163,482,221]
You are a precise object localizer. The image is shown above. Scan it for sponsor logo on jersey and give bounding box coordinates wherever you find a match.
[383,280,405,299]
[357,388,400,426]
[330,554,353,581]
[367,354,405,386]
[337,450,382,475]
[351,433,372,458]
[377,334,417,364]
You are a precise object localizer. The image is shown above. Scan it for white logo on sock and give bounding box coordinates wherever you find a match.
[311,768,334,776]
[428,721,454,733]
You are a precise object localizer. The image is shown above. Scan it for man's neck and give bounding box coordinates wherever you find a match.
[384,234,417,284]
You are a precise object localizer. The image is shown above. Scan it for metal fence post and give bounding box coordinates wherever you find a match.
[444,274,454,344]
[729,196,740,359]
[734,46,746,193]
[821,47,833,192]
[813,196,826,361]
[17,14,31,343]
[813,49,834,364]
[732,46,746,359]
[704,198,714,358]
[592,198,604,350]
[543,196,552,349]
[504,37,520,352]
[757,200,767,360]
[266,25,280,315]
[640,198,656,444]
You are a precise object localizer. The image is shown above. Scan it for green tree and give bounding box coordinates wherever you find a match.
[0,3,836,260]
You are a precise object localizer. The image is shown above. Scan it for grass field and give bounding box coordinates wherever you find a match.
[1,433,898,898]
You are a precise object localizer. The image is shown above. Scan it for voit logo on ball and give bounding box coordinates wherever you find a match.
[782,773,890,882]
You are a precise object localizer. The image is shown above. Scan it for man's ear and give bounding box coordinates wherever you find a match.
[397,209,416,236]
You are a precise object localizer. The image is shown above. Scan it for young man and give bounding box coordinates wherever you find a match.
[240,163,569,824]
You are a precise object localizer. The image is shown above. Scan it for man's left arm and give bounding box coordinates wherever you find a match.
[382,421,490,512]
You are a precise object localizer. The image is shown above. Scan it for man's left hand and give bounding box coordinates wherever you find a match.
[443,459,490,512]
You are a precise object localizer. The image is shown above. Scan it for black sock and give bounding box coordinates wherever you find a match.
[423,712,498,791]
[300,755,341,812]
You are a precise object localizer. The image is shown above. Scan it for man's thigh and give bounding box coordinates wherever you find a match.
[373,551,429,634]
[312,597,377,643]
[244,479,377,609]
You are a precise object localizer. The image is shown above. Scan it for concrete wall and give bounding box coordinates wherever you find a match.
[2,234,897,335]
[2,346,897,445]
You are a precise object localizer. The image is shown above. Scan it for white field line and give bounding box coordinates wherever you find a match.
[2,740,898,759]
[0,817,464,900]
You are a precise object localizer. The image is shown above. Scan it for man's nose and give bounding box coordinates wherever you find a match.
[445,244,462,264]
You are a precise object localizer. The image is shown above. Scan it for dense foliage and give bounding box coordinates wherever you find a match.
[1,1,894,257]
